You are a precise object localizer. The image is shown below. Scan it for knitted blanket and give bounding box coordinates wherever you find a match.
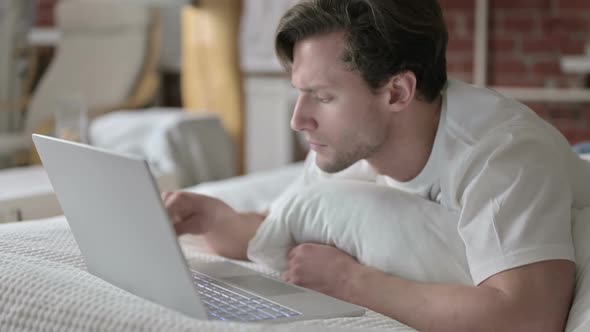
[0,216,413,332]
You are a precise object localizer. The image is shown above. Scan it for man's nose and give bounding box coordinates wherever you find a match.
[290,96,317,132]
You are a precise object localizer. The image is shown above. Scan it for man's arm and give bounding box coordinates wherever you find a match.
[201,211,265,260]
[283,243,575,332]
[162,191,265,260]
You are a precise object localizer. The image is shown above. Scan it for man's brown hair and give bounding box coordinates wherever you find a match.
[275,0,448,102]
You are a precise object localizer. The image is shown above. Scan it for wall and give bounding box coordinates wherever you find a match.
[35,0,590,144]
[442,0,590,143]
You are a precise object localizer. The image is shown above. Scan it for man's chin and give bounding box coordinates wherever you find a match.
[314,155,354,174]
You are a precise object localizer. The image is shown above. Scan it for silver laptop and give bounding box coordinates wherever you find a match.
[32,134,365,323]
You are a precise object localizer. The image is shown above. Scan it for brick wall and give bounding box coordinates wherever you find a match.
[442,0,590,144]
[35,0,57,27]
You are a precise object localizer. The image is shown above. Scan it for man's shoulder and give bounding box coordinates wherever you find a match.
[438,81,572,201]
[442,79,557,150]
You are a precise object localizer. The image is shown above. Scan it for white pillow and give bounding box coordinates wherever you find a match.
[566,207,590,332]
[247,180,473,285]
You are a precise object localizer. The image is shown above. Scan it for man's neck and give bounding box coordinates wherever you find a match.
[368,96,442,182]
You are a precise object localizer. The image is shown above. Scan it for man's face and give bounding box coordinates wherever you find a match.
[291,32,391,173]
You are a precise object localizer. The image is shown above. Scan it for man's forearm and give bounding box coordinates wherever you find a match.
[345,262,572,332]
[203,212,265,260]
[348,267,509,332]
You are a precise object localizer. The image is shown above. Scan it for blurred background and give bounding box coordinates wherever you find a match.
[1,0,589,179]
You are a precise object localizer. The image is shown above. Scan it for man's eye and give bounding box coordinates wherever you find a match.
[316,96,333,103]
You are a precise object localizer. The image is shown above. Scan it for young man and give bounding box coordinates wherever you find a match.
[163,1,589,330]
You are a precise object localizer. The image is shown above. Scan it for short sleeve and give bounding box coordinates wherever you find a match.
[457,128,575,285]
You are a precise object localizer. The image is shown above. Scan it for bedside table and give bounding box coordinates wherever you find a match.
[0,165,179,224]
[0,166,60,223]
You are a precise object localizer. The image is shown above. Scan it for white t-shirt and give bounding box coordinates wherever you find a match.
[278,79,590,285]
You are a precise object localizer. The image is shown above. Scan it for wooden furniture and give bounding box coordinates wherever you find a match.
[181,0,244,174]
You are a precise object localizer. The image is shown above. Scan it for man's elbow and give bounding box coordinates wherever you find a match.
[484,260,576,332]
[515,269,575,332]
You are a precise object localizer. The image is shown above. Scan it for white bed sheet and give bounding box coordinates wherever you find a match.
[0,216,413,332]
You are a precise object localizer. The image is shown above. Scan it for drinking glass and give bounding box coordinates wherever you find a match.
[54,94,88,143]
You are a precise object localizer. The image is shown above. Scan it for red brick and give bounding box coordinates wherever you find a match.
[526,103,549,117]
[489,58,528,74]
[448,37,474,52]
[444,14,460,33]
[567,121,590,143]
[489,12,502,31]
[490,36,517,52]
[35,0,57,27]
[449,72,473,83]
[38,0,57,8]
[573,134,590,145]
[553,75,586,88]
[490,0,552,9]
[558,0,590,10]
[502,15,538,32]
[447,52,472,62]
[542,16,589,34]
[440,0,474,10]
[548,32,588,55]
[559,40,586,55]
[447,63,463,73]
[529,74,554,87]
[584,109,590,127]
[538,114,553,124]
[559,129,577,143]
[551,119,583,137]
[531,60,563,76]
[447,64,470,75]
[549,107,582,120]
[465,16,475,33]
[522,37,560,54]
[447,58,474,72]
[488,74,541,87]
[35,13,55,27]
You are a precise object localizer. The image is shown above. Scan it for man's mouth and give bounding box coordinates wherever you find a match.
[306,139,327,150]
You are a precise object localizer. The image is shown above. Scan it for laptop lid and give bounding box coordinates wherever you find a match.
[32,134,207,319]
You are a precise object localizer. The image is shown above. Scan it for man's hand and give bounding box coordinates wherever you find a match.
[162,191,232,235]
[281,243,362,301]
[161,191,265,260]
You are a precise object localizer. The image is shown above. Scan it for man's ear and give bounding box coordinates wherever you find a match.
[385,71,416,113]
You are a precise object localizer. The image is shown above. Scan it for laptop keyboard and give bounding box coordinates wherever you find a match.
[192,272,301,322]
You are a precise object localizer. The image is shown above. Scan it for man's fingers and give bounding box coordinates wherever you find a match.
[170,214,182,225]
[161,191,172,202]
[160,191,217,235]
[162,192,192,220]
[281,271,290,283]
[288,243,311,260]
[168,206,194,226]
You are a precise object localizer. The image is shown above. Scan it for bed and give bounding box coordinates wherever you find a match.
[0,160,588,331]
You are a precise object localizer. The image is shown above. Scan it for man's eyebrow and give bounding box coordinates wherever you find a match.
[290,83,333,92]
